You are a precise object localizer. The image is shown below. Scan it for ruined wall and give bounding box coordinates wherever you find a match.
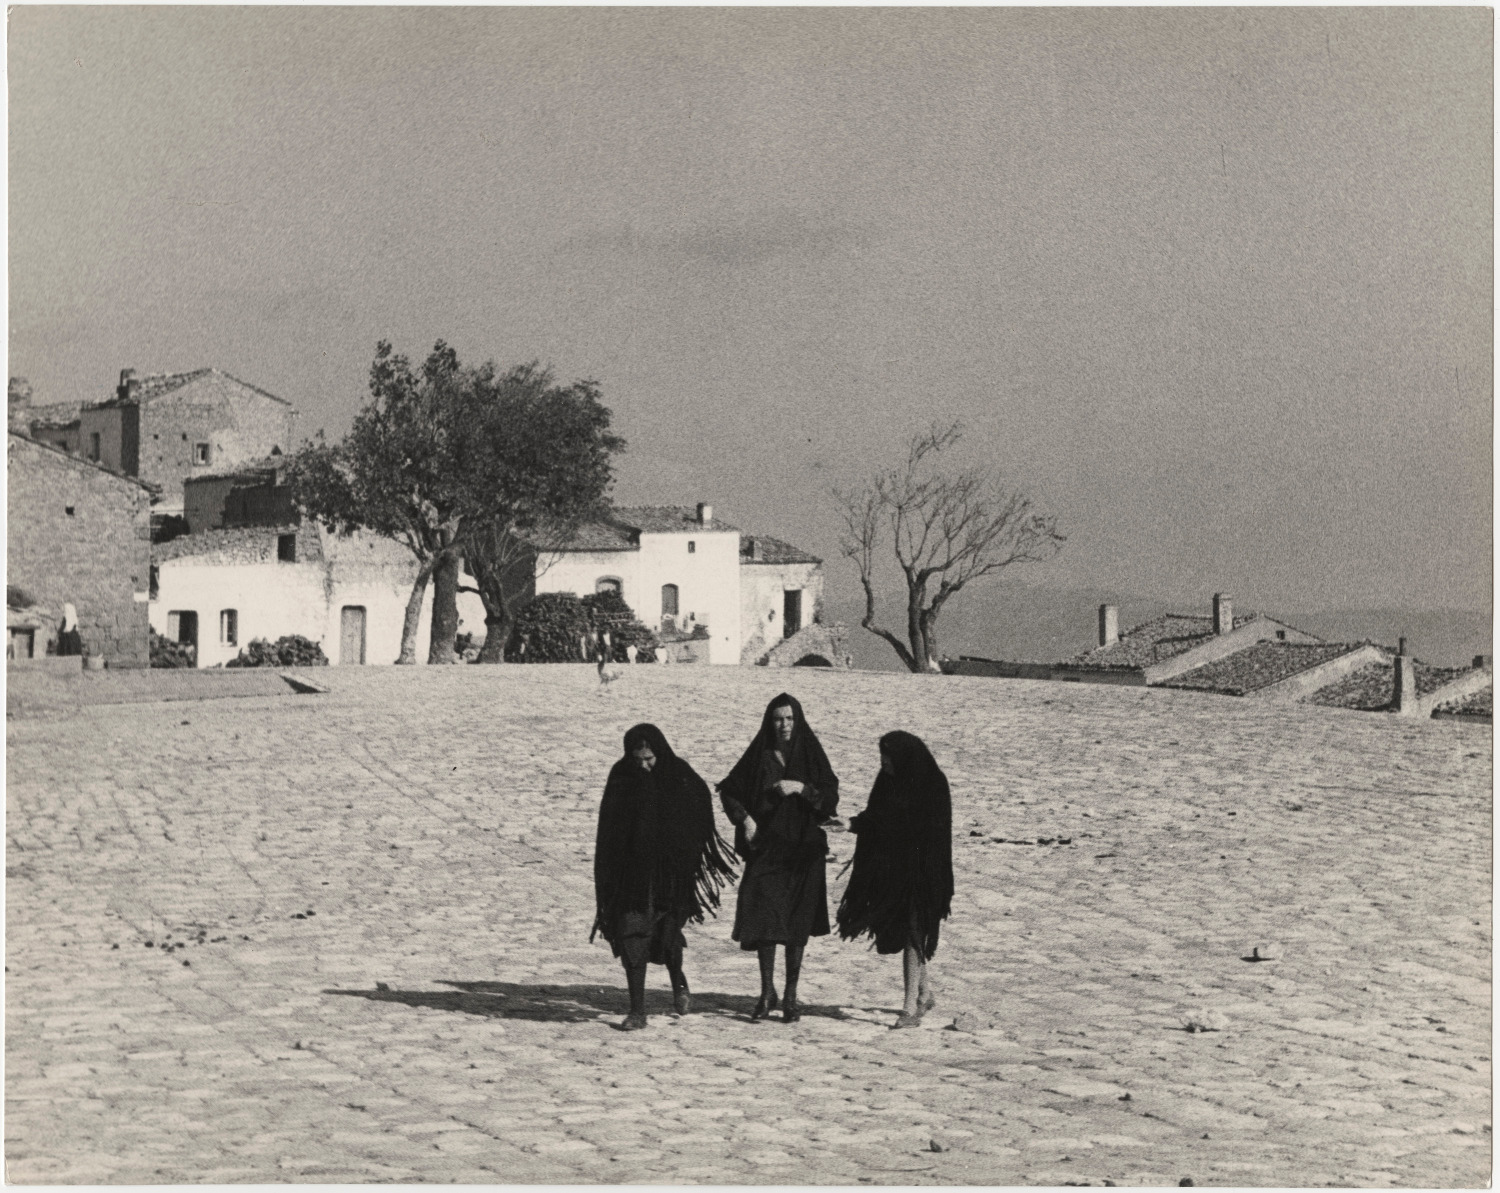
[739,560,824,664]
[7,435,152,666]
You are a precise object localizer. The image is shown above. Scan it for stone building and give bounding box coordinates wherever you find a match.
[534,504,848,667]
[151,523,483,668]
[23,368,297,515]
[7,432,154,666]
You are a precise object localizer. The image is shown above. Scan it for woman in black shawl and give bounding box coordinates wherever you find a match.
[717,693,840,1024]
[593,724,735,1031]
[836,731,953,1028]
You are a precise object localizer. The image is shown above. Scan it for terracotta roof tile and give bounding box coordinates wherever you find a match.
[741,535,821,565]
[1070,612,1261,671]
[1159,641,1364,696]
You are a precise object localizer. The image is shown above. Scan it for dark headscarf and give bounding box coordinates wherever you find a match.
[592,724,736,945]
[718,692,840,822]
[836,730,954,960]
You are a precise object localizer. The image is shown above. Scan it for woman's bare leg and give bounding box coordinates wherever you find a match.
[902,945,924,1017]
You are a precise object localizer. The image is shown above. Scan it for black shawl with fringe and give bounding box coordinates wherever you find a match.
[592,724,736,945]
[836,730,953,960]
[717,692,840,861]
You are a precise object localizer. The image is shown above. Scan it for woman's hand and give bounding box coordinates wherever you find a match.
[773,779,806,797]
[743,815,759,843]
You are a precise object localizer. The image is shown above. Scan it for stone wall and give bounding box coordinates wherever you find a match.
[760,621,851,668]
[137,375,297,508]
[739,560,824,664]
[7,435,152,666]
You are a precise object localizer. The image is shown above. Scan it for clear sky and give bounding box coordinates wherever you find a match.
[9,7,1492,613]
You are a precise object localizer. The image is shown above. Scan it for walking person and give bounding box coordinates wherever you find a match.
[593,724,736,1030]
[836,731,953,1029]
[718,693,840,1023]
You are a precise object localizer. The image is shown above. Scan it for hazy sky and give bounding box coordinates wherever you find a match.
[10,7,1492,614]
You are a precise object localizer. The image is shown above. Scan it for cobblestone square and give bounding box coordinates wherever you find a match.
[6,665,1491,1185]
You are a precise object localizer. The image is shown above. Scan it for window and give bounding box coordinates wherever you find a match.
[595,577,622,596]
[687,541,696,554]
[277,534,296,563]
[783,589,803,637]
[220,609,238,647]
[88,432,101,462]
[64,506,75,517]
[661,584,679,616]
[193,443,210,465]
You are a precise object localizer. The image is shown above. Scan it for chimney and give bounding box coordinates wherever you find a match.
[1212,593,1233,635]
[1474,654,1492,669]
[8,377,32,432]
[1098,604,1118,647]
[1398,637,1408,656]
[117,368,139,403]
[1392,652,1417,714]
[696,502,712,525]
[747,537,763,561]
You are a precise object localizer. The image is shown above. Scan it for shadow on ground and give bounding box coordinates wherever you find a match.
[324,980,855,1024]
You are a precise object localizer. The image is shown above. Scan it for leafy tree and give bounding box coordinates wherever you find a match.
[833,423,1064,673]
[287,342,624,665]
[453,364,623,663]
[286,342,467,664]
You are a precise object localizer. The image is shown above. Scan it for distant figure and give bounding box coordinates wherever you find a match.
[56,603,83,657]
[626,644,638,665]
[717,693,840,1024]
[592,724,736,1030]
[837,731,953,1028]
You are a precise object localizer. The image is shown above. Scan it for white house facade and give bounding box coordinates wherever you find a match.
[151,523,485,667]
[534,504,743,664]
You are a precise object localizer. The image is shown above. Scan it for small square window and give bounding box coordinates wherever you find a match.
[193,443,210,465]
[277,534,296,562]
[64,505,75,517]
[220,609,238,647]
[687,541,696,553]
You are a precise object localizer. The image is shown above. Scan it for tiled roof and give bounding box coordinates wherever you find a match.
[1435,686,1492,717]
[550,506,739,552]
[91,368,293,409]
[25,402,82,428]
[187,455,286,483]
[741,534,821,565]
[1068,612,1261,671]
[1159,641,1363,696]
[1305,658,1477,711]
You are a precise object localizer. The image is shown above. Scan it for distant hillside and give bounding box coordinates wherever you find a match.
[828,586,1492,672]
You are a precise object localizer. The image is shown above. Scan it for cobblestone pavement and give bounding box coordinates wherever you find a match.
[6,665,1491,1186]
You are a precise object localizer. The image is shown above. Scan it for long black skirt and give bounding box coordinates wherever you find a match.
[732,851,829,949]
[613,909,687,967]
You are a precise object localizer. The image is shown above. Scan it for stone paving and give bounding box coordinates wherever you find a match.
[5,664,1492,1186]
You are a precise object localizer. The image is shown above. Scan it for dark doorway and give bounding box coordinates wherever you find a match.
[168,610,199,666]
[340,606,367,665]
[792,654,831,667]
[783,589,802,638]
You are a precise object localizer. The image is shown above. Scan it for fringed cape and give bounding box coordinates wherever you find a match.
[836,730,953,960]
[591,724,736,946]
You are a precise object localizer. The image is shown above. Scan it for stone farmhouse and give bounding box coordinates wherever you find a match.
[7,432,154,667]
[947,593,1492,720]
[20,367,297,515]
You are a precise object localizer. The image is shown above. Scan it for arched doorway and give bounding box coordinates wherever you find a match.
[792,654,832,668]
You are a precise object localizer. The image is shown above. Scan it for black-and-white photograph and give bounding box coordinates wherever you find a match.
[6,7,1492,1187]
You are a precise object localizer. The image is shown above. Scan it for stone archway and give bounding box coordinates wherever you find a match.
[792,654,833,668]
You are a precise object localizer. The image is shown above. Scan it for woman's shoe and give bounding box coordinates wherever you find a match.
[782,1000,802,1024]
[673,987,692,1016]
[891,1010,924,1030]
[621,1012,648,1031]
[750,992,780,1022]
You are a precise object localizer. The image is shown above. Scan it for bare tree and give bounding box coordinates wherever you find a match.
[833,422,1064,673]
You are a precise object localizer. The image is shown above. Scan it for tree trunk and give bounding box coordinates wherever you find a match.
[906,591,928,674]
[427,549,462,664]
[397,558,436,665]
[476,612,513,664]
